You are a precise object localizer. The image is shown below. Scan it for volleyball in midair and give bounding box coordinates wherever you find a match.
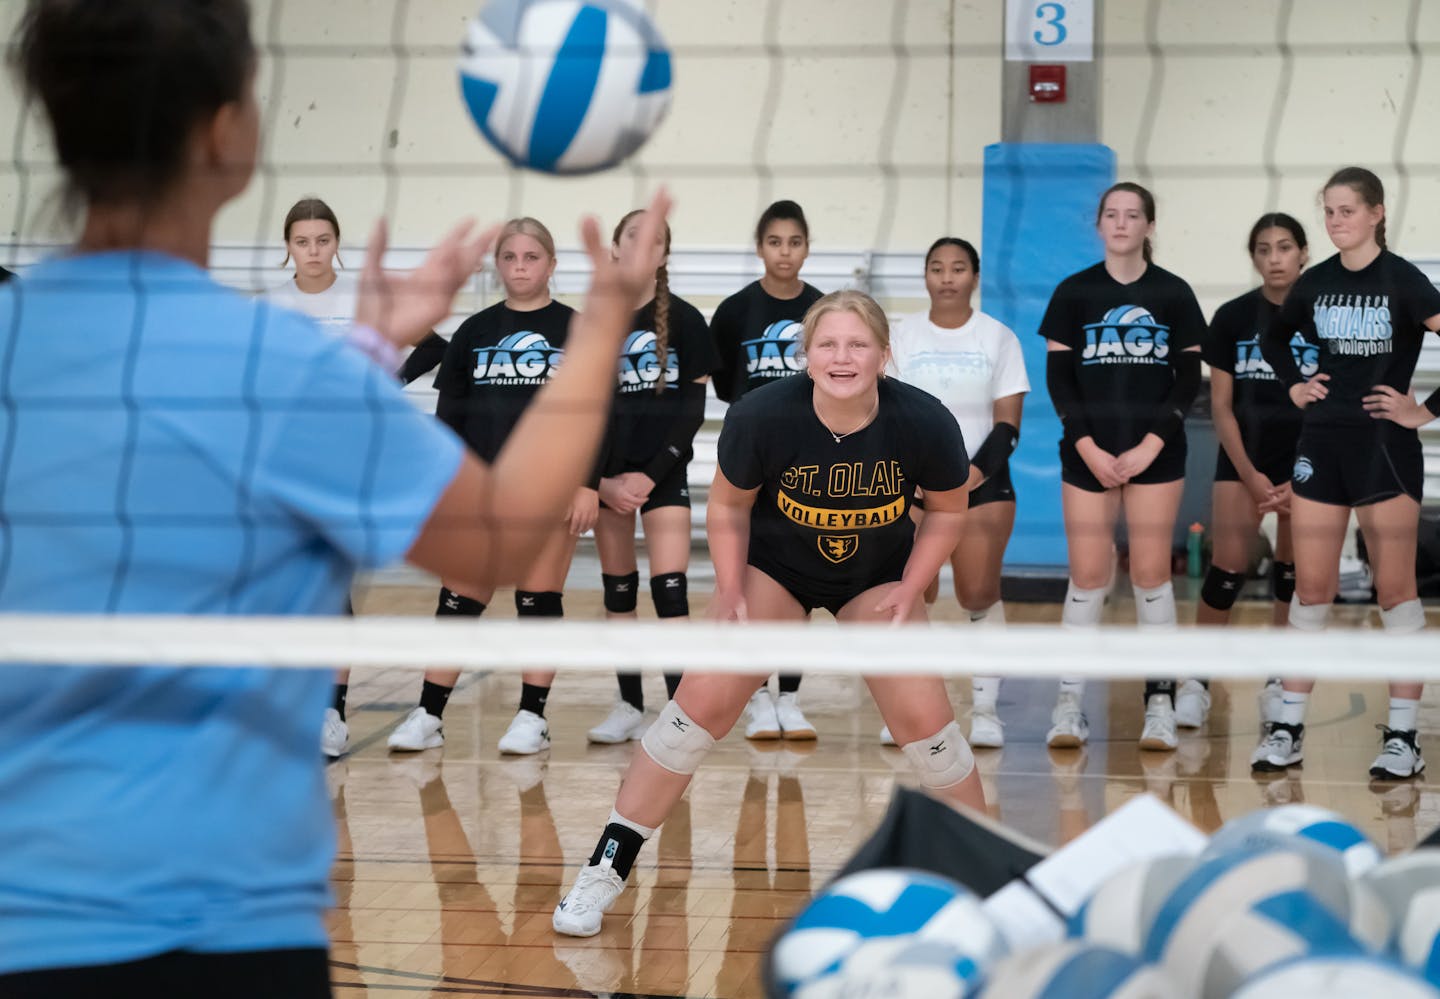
[458,0,673,174]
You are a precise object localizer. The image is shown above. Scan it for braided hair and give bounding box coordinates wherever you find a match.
[613,209,673,393]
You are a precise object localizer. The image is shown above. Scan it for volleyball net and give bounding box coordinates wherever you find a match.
[1,1,1439,673]
[0,614,1429,683]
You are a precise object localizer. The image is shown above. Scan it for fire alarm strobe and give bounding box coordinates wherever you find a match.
[1029,64,1066,102]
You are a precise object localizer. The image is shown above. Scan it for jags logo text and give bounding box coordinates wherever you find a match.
[1234,332,1318,381]
[743,320,806,379]
[1081,305,1170,366]
[618,329,679,391]
[472,331,563,386]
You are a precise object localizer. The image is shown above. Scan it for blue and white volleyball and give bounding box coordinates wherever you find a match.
[1364,850,1440,982]
[769,869,1005,998]
[1144,848,1389,999]
[1206,804,1382,878]
[1068,854,1195,954]
[459,0,672,174]
[980,942,1173,998]
[1230,954,1440,998]
[1100,304,1158,330]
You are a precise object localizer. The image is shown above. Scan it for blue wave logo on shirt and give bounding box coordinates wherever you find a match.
[743,319,805,379]
[1235,332,1318,382]
[1081,305,1170,365]
[618,329,679,392]
[471,330,563,385]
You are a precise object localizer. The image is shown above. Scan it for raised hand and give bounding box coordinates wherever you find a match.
[357,217,498,348]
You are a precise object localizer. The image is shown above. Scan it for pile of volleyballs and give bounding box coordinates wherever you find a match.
[766,804,1440,998]
[458,0,673,174]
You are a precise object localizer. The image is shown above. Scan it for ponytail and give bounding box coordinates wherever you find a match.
[653,263,671,394]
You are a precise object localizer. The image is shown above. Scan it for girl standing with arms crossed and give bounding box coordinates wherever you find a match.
[387,218,594,756]
[887,237,1029,749]
[586,210,721,744]
[1040,182,1206,752]
[711,199,824,741]
[1253,167,1440,779]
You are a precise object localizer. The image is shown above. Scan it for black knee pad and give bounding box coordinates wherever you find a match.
[651,572,689,619]
[1200,566,1246,611]
[1272,561,1296,603]
[436,586,486,617]
[516,590,563,618]
[602,571,640,614]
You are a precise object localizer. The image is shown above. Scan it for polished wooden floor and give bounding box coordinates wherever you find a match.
[329,585,1439,998]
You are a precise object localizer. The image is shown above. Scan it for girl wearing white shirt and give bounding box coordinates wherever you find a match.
[886,237,1030,749]
[270,198,356,331]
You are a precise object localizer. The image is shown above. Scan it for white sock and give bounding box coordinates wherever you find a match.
[972,676,1000,711]
[1062,581,1106,629]
[1134,581,1177,629]
[1381,598,1426,634]
[1388,698,1420,733]
[1279,692,1310,727]
[609,809,656,840]
[1059,677,1085,700]
[1288,597,1331,632]
[968,600,1006,626]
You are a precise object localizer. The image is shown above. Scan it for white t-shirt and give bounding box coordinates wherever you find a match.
[266,272,358,335]
[887,310,1030,454]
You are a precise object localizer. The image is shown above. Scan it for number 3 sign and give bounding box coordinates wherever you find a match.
[1005,0,1094,62]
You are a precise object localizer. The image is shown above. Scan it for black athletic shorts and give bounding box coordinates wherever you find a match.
[601,462,691,514]
[1291,423,1423,507]
[0,948,332,998]
[969,464,1015,508]
[1214,428,1300,486]
[750,543,910,617]
[910,464,1015,513]
[1059,435,1188,493]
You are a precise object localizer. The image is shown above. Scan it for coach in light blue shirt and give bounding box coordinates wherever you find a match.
[0,248,462,980]
[0,1,662,992]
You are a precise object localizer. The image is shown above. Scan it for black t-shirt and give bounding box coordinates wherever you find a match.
[602,293,720,475]
[718,375,969,591]
[710,280,824,402]
[1204,288,1316,451]
[1038,262,1206,453]
[432,300,575,463]
[1271,250,1440,428]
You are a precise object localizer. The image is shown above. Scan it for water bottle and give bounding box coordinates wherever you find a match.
[1187,522,1205,578]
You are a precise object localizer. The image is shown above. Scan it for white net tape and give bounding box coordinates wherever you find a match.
[0,615,1430,681]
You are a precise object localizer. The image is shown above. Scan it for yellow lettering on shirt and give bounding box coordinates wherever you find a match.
[776,489,906,530]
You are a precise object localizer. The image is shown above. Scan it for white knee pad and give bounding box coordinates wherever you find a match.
[900,721,975,791]
[1381,598,1426,634]
[1134,581,1176,630]
[1289,597,1331,633]
[640,701,716,776]
[1062,582,1107,629]
[967,600,1006,627]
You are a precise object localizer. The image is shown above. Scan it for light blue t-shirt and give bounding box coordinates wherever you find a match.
[0,252,463,973]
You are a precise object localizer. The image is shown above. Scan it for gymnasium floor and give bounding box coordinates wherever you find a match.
[329,583,1439,998]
